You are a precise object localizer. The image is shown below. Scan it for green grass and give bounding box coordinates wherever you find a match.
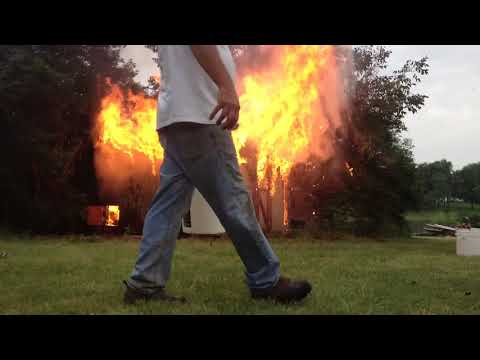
[2,234,480,314]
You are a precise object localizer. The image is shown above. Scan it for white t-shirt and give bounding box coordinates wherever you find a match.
[156,45,237,130]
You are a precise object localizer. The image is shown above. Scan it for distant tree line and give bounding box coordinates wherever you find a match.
[414,160,480,209]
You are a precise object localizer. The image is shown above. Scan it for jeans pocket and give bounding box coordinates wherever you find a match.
[212,128,245,189]
[212,127,238,160]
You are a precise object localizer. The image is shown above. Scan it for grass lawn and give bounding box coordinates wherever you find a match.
[1,233,480,314]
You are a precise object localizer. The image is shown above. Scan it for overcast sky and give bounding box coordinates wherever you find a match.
[121,45,480,170]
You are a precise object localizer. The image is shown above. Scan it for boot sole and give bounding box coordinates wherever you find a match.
[251,285,312,304]
[123,292,187,305]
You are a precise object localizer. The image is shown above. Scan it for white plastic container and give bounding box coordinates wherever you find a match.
[456,228,480,256]
[182,189,225,235]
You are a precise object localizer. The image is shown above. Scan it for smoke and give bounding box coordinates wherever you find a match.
[93,144,159,199]
[335,45,355,122]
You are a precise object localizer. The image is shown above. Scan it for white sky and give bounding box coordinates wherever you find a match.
[121,45,480,170]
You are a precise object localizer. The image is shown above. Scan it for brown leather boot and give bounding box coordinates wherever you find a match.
[250,277,312,303]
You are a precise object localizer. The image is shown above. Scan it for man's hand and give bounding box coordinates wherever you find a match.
[190,45,240,131]
[209,86,240,130]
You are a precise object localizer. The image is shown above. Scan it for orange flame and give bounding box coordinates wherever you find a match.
[95,79,163,175]
[345,162,354,177]
[234,45,341,191]
[105,205,120,227]
[234,45,343,226]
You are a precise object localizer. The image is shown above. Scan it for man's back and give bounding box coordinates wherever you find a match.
[156,45,237,130]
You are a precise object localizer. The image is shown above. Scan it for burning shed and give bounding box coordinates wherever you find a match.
[93,45,351,234]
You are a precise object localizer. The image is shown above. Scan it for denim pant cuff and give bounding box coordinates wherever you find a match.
[245,261,280,289]
[126,278,164,294]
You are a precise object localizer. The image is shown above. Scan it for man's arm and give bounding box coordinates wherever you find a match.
[190,45,239,130]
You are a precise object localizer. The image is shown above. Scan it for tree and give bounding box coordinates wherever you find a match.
[414,160,454,209]
[319,45,429,236]
[0,45,141,233]
[454,162,480,208]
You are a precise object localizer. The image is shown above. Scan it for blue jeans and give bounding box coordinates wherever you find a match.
[127,123,280,292]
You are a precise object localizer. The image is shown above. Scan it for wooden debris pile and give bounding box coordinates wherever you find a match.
[417,224,457,237]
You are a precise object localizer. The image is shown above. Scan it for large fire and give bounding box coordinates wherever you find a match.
[234,45,342,187]
[95,79,163,175]
[94,45,347,229]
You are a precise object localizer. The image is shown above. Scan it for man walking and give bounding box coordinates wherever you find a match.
[123,45,312,304]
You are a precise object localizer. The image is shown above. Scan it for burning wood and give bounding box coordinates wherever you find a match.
[345,162,354,177]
